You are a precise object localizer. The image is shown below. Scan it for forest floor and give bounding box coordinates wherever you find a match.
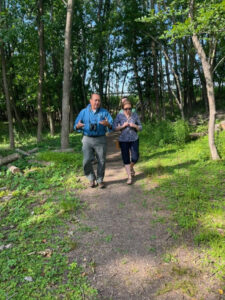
[67,132,224,300]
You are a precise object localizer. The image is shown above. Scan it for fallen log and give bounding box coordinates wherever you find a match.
[0,187,7,191]
[220,121,225,131]
[0,153,21,166]
[7,165,22,174]
[28,159,51,166]
[15,148,30,156]
[28,147,39,154]
[189,132,207,140]
[53,148,74,153]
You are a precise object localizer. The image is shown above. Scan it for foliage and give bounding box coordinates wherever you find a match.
[141,119,190,147]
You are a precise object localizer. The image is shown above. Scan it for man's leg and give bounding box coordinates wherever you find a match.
[93,136,107,184]
[82,137,96,182]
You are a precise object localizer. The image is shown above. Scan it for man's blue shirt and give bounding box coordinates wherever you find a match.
[74,104,113,136]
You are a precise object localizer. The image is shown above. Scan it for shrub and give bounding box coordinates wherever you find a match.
[141,119,190,146]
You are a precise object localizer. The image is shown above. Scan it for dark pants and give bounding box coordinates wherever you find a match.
[119,139,139,165]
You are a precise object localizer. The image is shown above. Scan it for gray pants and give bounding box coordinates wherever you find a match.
[82,136,107,183]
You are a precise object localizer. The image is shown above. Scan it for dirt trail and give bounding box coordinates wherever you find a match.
[68,133,222,300]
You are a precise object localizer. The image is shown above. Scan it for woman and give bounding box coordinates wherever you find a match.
[113,99,142,184]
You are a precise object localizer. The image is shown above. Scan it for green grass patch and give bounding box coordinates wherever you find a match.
[139,123,225,280]
[0,131,97,299]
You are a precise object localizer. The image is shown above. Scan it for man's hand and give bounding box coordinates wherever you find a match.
[76,120,85,129]
[99,118,110,127]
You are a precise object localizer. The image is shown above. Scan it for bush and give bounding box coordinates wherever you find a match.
[141,119,190,146]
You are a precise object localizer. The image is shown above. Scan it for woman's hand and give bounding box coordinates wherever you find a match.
[129,123,139,130]
[122,121,129,128]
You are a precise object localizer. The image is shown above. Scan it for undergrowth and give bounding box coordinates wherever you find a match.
[0,131,97,299]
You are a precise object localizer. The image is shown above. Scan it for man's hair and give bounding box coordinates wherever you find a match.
[122,99,132,109]
[90,93,100,99]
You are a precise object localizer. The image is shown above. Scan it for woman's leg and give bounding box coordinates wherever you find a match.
[130,139,139,176]
[119,142,132,184]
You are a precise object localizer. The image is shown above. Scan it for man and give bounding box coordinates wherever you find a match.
[74,93,113,188]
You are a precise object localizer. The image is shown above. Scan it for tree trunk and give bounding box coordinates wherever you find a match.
[47,112,55,136]
[189,0,220,160]
[165,53,174,116]
[61,0,74,149]
[192,35,220,160]
[69,96,74,133]
[37,0,44,143]
[133,56,145,121]
[149,36,184,119]
[1,45,15,149]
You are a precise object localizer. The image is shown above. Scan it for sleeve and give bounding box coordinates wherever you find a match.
[74,110,84,132]
[134,113,142,131]
[105,111,113,132]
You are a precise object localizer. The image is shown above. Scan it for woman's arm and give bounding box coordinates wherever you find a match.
[113,114,128,131]
[129,113,142,131]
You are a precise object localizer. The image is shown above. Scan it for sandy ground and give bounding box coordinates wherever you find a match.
[67,132,224,300]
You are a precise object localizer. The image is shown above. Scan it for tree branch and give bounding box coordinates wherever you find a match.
[213,56,225,73]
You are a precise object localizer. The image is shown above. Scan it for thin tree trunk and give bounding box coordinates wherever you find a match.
[69,96,74,133]
[133,56,145,121]
[61,0,74,149]
[0,0,14,149]
[1,45,15,149]
[151,0,160,118]
[149,35,184,119]
[165,52,174,116]
[37,0,44,143]
[47,112,55,136]
[189,0,220,160]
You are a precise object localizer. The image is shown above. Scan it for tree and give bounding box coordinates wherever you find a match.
[0,0,15,149]
[189,0,221,160]
[61,0,74,149]
[141,0,225,159]
[37,0,44,143]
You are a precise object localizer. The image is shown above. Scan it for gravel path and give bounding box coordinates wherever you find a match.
[68,132,222,300]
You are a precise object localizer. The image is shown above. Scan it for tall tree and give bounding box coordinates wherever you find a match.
[37,0,44,143]
[61,0,74,149]
[189,0,220,160]
[0,0,14,149]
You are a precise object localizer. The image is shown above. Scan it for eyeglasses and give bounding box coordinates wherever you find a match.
[124,108,132,111]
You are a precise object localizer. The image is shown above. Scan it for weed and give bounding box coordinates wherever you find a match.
[103,234,113,242]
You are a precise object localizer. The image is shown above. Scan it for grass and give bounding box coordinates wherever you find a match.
[0,128,97,299]
[1,119,225,297]
[139,123,225,281]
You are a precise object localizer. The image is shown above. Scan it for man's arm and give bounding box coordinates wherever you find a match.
[99,111,113,131]
[74,110,85,132]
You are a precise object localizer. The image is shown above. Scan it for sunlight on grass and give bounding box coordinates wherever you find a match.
[139,124,225,280]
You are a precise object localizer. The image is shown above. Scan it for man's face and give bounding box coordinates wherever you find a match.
[90,94,101,110]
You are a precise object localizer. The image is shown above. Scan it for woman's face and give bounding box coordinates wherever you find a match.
[123,104,132,116]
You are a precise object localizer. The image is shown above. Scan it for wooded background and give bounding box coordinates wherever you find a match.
[1,0,225,157]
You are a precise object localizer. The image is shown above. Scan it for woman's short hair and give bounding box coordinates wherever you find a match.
[122,100,132,109]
